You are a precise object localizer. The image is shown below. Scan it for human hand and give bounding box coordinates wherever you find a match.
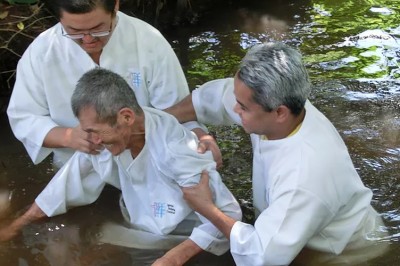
[1,202,46,242]
[182,171,214,215]
[197,134,223,169]
[0,220,21,242]
[65,125,104,155]
[0,190,17,242]
[0,189,11,220]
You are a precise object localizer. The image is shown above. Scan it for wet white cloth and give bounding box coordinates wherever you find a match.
[192,78,387,265]
[7,11,202,168]
[35,107,242,255]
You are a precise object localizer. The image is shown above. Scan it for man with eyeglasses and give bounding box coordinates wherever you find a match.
[7,0,220,170]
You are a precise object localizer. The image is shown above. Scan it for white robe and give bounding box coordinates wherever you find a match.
[35,107,242,255]
[7,11,201,168]
[192,78,387,265]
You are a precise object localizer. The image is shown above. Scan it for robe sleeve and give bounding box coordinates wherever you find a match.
[7,46,58,164]
[188,169,242,255]
[35,151,118,217]
[146,33,206,132]
[192,78,242,126]
[149,119,242,255]
[229,188,333,266]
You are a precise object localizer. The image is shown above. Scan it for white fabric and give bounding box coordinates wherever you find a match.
[7,11,203,168]
[192,78,387,266]
[35,107,242,255]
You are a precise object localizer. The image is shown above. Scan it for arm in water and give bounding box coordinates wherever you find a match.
[0,202,47,242]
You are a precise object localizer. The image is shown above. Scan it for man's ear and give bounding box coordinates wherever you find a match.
[114,0,120,12]
[118,107,135,125]
[275,105,291,123]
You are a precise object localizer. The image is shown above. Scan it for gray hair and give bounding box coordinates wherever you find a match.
[71,68,143,125]
[237,42,311,115]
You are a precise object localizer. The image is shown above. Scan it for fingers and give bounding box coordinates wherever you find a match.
[197,138,224,168]
[215,156,223,169]
[88,142,104,155]
[200,170,210,185]
[197,141,207,154]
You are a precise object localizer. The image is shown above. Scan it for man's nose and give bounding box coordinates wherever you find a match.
[81,34,96,43]
[89,133,102,144]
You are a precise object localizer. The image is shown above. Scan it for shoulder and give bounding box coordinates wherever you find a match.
[117,12,166,41]
[20,23,66,63]
[143,108,215,176]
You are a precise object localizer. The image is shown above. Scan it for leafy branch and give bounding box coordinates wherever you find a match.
[0,2,55,94]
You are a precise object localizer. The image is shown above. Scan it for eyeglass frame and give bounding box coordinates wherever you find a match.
[61,15,114,40]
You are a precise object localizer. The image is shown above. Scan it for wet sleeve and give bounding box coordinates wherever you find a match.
[35,152,109,217]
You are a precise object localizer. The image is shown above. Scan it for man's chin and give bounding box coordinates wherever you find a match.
[242,126,252,134]
[110,149,124,156]
[81,43,102,53]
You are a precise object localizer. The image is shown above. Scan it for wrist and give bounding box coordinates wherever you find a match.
[160,255,179,266]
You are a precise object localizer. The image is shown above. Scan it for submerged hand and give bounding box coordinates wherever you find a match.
[0,202,46,242]
[0,220,21,242]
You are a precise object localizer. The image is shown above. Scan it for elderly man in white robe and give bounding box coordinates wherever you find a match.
[0,68,242,266]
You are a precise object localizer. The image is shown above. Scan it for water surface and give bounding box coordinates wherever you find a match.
[1,0,400,265]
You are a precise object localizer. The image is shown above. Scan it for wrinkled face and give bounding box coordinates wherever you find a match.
[233,76,277,135]
[79,106,130,156]
[60,7,115,56]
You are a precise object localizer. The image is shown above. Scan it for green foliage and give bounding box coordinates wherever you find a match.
[299,0,400,81]
[6,0,38,4]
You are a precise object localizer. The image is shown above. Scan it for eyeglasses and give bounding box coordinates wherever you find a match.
[62,19,113,40]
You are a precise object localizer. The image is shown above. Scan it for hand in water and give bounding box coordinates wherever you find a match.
[0,189,11,219]
[0,220,21,242]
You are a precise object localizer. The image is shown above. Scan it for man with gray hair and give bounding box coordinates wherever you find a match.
[167,42,387,265]
[0,68,242,265]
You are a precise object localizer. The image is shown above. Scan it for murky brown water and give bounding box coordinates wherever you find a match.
[1,0,400,265]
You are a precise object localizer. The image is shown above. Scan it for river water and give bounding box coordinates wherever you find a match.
[1,0,400,265]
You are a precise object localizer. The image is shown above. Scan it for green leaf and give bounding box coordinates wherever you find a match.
[0,11,9,20]
[17,22,25,30]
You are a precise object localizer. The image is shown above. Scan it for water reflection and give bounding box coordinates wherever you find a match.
[299,1,400,81]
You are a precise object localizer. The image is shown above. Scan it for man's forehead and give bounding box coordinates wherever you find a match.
[59,7,110,28]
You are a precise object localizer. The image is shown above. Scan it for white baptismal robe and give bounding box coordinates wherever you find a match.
[35,107,242,255]
[192,78,386,265]
[7,11,200,168]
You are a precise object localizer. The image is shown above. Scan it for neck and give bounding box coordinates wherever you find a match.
[130,135,145,158]
[89,51,102,65]
[128,113,146,157]
[267,109,305,140]
[283,109,305,138]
